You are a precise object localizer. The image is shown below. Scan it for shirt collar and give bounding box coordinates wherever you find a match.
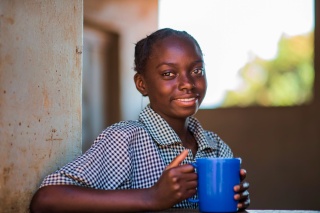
[138,105,217,150]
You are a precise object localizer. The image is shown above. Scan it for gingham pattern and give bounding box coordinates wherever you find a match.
[40,105,233,208]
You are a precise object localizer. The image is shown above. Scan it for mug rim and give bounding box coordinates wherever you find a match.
[195,157,242,163]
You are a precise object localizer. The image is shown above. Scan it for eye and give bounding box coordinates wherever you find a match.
[192,67,205,76]
[162,71,176,78]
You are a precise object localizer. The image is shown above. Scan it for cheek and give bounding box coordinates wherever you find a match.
[196,79,207,102]
[196,78,207,92]
[147,81,174,101]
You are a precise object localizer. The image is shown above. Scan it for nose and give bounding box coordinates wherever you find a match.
[178,73,195,91]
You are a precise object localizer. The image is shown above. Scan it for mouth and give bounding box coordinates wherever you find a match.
[175,97,197,102]
[173,96,199,107]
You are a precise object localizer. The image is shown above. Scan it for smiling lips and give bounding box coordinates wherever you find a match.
[176,97,196,102]
[174,97,199,107]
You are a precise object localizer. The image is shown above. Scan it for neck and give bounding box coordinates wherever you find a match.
[165,117,198,156]
[165,117,189,137]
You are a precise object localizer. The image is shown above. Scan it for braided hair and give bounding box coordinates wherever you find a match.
[134,28,203,74]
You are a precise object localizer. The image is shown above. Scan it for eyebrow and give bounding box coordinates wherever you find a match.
[155,59,204,69]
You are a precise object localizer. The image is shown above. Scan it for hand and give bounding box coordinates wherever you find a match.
[234,169,250,210]
[149,150,197,210]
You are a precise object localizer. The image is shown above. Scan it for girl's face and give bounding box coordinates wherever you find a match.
[138,35,207,121]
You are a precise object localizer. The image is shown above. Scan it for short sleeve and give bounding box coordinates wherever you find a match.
[40,125,132,190]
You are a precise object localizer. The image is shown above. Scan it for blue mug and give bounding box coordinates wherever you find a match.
[189,157,241,213]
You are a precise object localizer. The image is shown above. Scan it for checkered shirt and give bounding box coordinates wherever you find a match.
[40,105,233,208]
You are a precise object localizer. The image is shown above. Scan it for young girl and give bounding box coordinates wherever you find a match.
[30,28,250,212]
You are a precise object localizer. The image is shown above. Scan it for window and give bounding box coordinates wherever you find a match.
[159,0,315,108]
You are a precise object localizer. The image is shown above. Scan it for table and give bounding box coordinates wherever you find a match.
[245,211,320,213]
[153,209,320,213]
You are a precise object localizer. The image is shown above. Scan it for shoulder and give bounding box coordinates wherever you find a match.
[203,130,222,143]
[203,130,234,157]
[93,120,148,144]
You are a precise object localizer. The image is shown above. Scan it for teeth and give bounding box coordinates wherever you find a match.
[177,98,195,102]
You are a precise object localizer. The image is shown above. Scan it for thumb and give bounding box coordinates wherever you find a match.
[166,149,189,170]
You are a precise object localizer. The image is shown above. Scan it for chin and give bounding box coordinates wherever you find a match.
[180,107,199,117]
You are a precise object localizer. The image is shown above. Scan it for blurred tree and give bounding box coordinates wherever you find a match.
[222,32,314,107]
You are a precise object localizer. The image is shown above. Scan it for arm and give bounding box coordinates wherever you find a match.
[30,150,197,213]
[30,185,157,213]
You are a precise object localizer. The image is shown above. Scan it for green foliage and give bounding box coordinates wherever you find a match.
[222,31,314,107]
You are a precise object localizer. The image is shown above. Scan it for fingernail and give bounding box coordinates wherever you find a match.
[243,182,249,188]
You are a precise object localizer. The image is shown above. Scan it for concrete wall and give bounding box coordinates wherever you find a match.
[0,1,83,212]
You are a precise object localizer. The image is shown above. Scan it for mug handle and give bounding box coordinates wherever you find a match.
[187,162,199,203]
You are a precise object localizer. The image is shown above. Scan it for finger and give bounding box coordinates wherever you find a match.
[176,164,196,173]
[180,171,198,182]
[166,150,189,170]
[183,187,197,198]
[234,190,249,201]
[234,182,250,192]
[237,195,250,210]
[179,180,198,198]
[185,180,198,190]
[240,169,247,181]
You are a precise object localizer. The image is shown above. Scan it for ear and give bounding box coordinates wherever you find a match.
[134,73,148,96]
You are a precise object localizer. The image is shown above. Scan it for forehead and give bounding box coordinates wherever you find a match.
[150,35,202,59]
